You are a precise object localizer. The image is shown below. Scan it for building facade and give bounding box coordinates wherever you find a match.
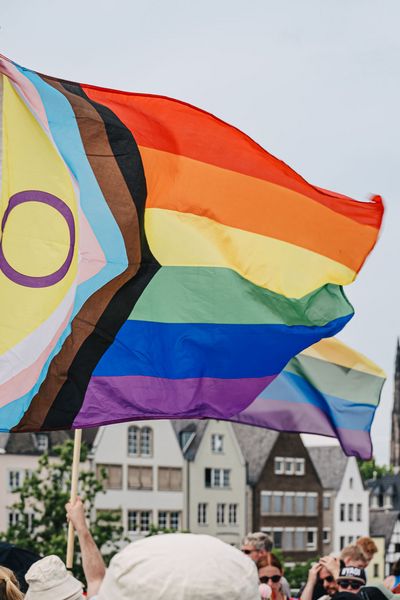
[309,447,369,553]
[92,420,184,539]
[236,429,324,561]
[173,420,247,546]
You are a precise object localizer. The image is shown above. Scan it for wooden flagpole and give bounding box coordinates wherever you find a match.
[66,428,82,569]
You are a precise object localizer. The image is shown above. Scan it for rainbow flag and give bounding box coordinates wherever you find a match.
[231,337,385,459]
[0,55,383,436]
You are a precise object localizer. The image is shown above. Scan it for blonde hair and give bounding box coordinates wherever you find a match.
[0,566,24,600]
[340,544,368,564]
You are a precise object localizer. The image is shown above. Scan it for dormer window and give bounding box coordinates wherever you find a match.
[127,425,153,457]
[211,434,224,453]
[36,433,48,453]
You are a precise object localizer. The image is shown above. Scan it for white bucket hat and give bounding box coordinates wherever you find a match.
[97,533,259,600]
[25,555,84,600]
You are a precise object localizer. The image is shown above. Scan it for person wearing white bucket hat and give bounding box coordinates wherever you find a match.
[24,555,84,600]
[92,532,260,600]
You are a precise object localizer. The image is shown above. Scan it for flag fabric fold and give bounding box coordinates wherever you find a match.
[231,337,386,459]
[0,55,383,446]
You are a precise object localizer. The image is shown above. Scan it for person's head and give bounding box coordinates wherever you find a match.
[340,544,369,569]
[257,554,283,595]
[356,537,378,565]
[0,566,23,600]
[337,565,366,595]
[24,555,84,600]
[241,532,273,562]
[319,566,338,597]
[392,559,400,577]
[97,533,259,600]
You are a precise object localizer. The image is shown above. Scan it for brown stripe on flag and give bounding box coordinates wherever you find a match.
[13,79,142,431]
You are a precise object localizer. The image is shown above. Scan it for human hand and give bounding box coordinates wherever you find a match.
[319,556,339,579]
[307,562,321,583]
[66,496,88,534]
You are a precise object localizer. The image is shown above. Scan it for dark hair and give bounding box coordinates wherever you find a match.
[256,553,283,573]
[392,558,400,576]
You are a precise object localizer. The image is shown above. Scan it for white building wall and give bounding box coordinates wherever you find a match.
[333,457,369,552]
[93,420,184,538]
[0,454,39,533]
[187,421,246,546]
[386,518,400,573]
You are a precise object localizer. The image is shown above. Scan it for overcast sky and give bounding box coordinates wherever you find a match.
[1,0,398,463]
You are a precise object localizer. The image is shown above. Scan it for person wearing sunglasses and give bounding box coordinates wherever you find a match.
[257,554,289,600]
[300,561,338,600]
[336,566,366,595]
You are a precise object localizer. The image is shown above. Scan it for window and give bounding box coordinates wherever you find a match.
[158,511,168,529]
[306,493,318,516]
[261,492,271,514]
[127,426,153,457]
[211,434,224,453]
[158,467,182,491]
[127,426,139,456]
[170,512,180,530]
[158,511,181,530]
[216,503,226,525]
[296,494,305,515]
[8,470,22,491]
[127,510,152,533]
[198,503,207,525]
[205,468,230,489]
[283,530,294,550]
[97,464,123,490]
[340,503,345,521]
[127,466,153,490]
[356,503,362,521]
[395,543,400,553]
[140,511,151,533]
[180,431,194,449]
[274,457,284,474]
[273,530,282,549]
[323,528,331,544]
[340,536,345,550]
[8,511,19,528]
[348,504,354,521]
[294,529,305,550]
[284,494,294,514]
[349,477,354,489]
[284,459,294,475]
[36,433,48,453]
[140,427,152,456]
[307,530,317,550]
[323,493,331,510]
[348,535,354,544]
[273,493,283,514]
[228,503,238,525]
[373,564,379,578]
[295,458,305,476]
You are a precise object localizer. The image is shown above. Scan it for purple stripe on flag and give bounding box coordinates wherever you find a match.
[230,396,372,459]
[74,374,277,427]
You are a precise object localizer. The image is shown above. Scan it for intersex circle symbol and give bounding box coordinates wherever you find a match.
[0,190,76,288]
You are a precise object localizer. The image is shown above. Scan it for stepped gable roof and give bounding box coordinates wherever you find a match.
[369,510,399,548]
[308,446,347,490]
[231,423,278,484]
[171,420,208,460]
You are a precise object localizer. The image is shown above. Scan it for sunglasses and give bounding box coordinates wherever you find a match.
[321,576,335,583]
[339,580,363,590]
[242,549,253,555]
[260,575,282,584]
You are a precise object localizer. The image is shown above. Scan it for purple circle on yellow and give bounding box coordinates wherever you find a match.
[0,190,75,288]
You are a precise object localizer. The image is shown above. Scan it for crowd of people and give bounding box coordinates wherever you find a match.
[1,505,400,599]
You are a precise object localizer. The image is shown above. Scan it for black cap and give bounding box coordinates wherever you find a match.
[337,566,367,584]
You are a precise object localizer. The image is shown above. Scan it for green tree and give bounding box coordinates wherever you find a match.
[358,458,392,481]
[1,439,124,582]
